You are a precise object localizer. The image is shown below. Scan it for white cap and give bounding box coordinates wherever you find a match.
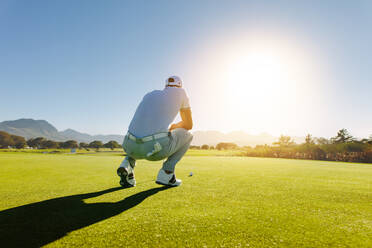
[165,76,182,88]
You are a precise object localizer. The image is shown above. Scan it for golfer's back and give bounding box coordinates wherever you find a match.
[128,87,190,138]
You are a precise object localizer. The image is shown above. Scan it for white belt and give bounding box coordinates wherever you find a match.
[127,132,169,143]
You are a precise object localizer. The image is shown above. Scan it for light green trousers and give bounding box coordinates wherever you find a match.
[120,128,193,172]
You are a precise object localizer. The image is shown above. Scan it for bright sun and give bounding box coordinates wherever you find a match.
[229,52,285,92]
[191,35,324,134]
[209,39,318,135]
[224,45,302,115]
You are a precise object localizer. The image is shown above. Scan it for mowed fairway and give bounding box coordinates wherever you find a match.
[0,152,371,247]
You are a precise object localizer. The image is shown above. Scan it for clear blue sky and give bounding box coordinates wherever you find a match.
[1,0,371,138]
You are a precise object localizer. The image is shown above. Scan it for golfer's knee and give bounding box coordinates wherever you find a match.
[178,128,192,140]
[187,132,193,142]
[184,131,193,145]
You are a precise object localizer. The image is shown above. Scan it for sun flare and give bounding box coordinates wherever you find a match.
[226,48,299,108]
[191,36,324,134]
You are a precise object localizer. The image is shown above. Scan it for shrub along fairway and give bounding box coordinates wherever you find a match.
[0,152,371,247]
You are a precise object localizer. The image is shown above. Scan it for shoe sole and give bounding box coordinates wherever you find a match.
[117,167,128,177]
[117,167,135,188]
[155,181,180,187]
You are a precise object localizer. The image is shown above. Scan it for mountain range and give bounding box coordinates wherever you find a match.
[0,119,124,143]
[0,119,304,146]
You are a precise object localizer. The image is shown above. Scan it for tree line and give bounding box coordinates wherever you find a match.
[242,129,372,163]
[191,143,238,150]
[197,129,372,163]
[2,129,372,163]
[0,131,121,150]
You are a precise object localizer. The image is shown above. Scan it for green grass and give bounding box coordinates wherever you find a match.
[0,153,371,247]
[186,148,243,156]
[0,148,241,156]
[0,148,123,154]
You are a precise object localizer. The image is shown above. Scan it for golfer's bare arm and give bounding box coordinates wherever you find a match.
[169,108,193,131]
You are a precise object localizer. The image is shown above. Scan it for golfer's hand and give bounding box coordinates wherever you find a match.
[169,124,178,131]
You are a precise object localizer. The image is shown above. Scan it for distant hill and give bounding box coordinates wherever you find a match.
[0,119,124,143]
[59,129,124,143]
[0,119,65,141]
[0,118,304,146]
[59,129,93,142]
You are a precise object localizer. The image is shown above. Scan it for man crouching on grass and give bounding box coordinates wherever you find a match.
[117,76,193,187]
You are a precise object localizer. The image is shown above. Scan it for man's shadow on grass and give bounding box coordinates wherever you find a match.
[0,186,171,247]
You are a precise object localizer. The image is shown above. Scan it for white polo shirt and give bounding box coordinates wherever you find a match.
[128,87,190,138]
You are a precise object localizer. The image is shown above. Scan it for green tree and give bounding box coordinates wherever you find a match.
[305,134,315,145]
[89,141,103,149]
[103,141,121,150]
[273,135,294,147]
[331,129,354,144]
[60,140,78,149]
[27,137,47,149]
[79,142,88,149]
[316,137,330,145]
[0,131,14,148]
[11,135,26,149]
[216,142,238,150]
[343,142,366,153]
[43,140,59,149]
[201,144,209,150]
